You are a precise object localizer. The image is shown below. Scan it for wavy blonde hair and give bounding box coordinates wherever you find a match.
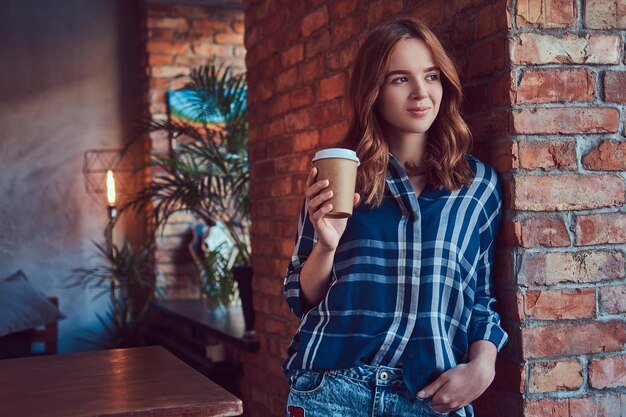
[342,17,473,207]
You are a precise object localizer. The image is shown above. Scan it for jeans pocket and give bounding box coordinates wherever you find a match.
[289,371,327,396]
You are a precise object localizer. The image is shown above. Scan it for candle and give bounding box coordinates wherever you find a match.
[106,170,116,208]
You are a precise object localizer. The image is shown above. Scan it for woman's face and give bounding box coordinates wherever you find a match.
[376,37,443,141]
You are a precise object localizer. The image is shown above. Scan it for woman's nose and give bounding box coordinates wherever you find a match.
[410,80,427,100]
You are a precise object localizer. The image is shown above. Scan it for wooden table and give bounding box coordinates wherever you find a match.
[0,345,243,417]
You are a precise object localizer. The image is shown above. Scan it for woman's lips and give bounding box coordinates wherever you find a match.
[407,107,430,116]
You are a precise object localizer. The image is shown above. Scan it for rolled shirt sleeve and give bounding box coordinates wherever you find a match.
[467,170,508,351]
[283,200,315,318]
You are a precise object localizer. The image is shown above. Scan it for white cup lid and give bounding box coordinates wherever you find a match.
[312,148,360,166]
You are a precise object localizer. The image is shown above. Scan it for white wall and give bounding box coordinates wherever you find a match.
[0,0,144,352]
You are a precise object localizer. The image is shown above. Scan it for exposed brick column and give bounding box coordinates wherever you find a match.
[142,3,245,298]
[506,0,626,415]
[243,1,625,416]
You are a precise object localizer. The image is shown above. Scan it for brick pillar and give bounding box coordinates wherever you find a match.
[506,1,626,415]
[142,2,245,298]
[243,1,626,416]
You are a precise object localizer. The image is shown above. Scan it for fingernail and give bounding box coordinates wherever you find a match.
[417,390,426,398]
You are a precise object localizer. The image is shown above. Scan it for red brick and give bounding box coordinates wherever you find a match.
[252,160,276,180]
[147,41,190,55]
[522,320,626,358]
[517,140,577,170]
[192,43,233,57]
[215,32,244,45]
[301,6,328,37]
[489,141,519,174]
[467,36,507,78]
[320,120,350,147]
[305,29,332,59]
[151,64,189,79]
[589,355,626,389]
[298,55,326,84]
[525,288,595,320]
[516,69,595,104]
[263,118,285,140]
[147,17,188,31]
[310,100,344,126]
[263,10,288,45]
[600,285,626,314]
[524,398,568,417]
[528,360,583,392]
[274,66,298,93]
[318,72,347,102]
[516,0,577,28]
[283,108,311,133]
[583,140,626,171]
[367,0,404,25]
[575,212,626,245]
[245,0,276,25]
[330,0,358,20]
[267,136,293,158]
[512,107,620,135]
[513,174,625,211]
[293,130,320,152]
[403,0,444,28]
[519,250,625,286]
[604,71,626,102]
[512,33,621,64]
[266,94,290,118]
[518,214,571,248]
[148,29,175,42]
[148,54,173,66]
[191,20,230,32]
[585,0,626,29]
[281,43,304,68]
[289,86,315,109]
[569,394,626,417]
[328,40,359,70]
[275,153,310,175]
[475,2,509,40]
[331,12,367,46]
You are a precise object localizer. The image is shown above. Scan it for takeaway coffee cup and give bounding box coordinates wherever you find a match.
[311,148,360,218]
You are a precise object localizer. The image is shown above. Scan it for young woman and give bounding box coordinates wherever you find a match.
[283,17,507,417]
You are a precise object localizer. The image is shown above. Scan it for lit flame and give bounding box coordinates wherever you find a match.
[106,170,116,207]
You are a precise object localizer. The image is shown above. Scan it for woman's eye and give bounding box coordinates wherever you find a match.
[426,73,439,81]
[392,76,408,84]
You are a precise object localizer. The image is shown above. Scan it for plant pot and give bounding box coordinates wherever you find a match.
[232,265,255,336]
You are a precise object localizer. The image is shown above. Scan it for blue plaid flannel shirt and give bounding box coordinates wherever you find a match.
[283,154,508,417]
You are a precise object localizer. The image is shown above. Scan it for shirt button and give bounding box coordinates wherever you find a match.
[380,371,389,381]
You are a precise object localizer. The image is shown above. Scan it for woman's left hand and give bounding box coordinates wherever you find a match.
[416,342,497,414]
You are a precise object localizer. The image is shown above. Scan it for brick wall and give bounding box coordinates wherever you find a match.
[506,0,626,415]
[242,1,626,416]
[143,2,245,298]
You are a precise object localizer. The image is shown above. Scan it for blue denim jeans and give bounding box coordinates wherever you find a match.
[286,364,449,417]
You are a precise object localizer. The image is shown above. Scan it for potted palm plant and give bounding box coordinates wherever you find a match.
[66,240,159,348]
[122,61,255,334]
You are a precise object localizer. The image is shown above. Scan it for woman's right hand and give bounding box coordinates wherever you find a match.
[305,167,360,252]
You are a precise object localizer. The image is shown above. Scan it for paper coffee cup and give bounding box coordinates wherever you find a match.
[312,148,360,218]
